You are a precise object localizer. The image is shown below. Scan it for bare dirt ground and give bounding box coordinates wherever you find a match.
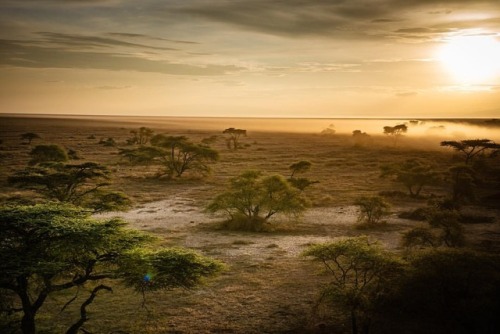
[93,194,499,334]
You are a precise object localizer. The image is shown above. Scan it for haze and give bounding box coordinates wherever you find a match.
[1,0,500,118]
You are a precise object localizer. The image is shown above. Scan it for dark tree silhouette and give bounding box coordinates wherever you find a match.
[28,144,68,165]
[383,124,408,146]
[352,130,371,146]
[0,204,222,334]
[380,159,439,197]
[441,139,500,164]
[127,127,154,145]
[222,128,247,150]
[289,160,312,178]
[20,132,41,145]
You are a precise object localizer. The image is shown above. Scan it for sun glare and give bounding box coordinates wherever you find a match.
[438,35,500,84]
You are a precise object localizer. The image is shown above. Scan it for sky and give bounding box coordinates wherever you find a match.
[1,0,500,118]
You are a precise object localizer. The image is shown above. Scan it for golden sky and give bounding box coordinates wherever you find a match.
[1,0,500,118]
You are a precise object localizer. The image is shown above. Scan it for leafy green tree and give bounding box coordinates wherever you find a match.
[303,237,403,334]
[28,144,68,165]
[401,226,438,249]
[206,171,308,230]
[0,204,222,334]
[441,139,500,164]
[20,133,41,145]
[222,128,247,150]
[383,124,407,146]
[380,158,439,197]
[143,135,219,177]
[354,196,390,225]
[8,162,130,212]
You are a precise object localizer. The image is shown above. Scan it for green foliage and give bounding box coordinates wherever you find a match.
[29,144,68,165]
[138,134,220,178]
[401,226,438,249]
[8,162,130,212]
[0,204,222,333]
[380,158,439,197]
[354,196,390,225]
[303,237,404,334]
[20,132,41,144]
[207,170,308,230]
[441,139,500,164]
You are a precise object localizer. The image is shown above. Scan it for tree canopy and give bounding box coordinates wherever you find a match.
[206,170,308,230]
[28,144,68,165]
[0,204,222,334]
[222,128,247,150]
[121,134,219,178]
[441,139,500,164]
[380,158,439,197]
[383,124,408,146]
[8,162,130,212]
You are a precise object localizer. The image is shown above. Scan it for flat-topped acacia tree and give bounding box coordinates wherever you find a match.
[441,139,500,164]
[120,134,219,178]
[222,128,247,150]
[0,204,222,334]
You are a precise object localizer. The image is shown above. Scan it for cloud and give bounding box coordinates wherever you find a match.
[0,39,243,76]
[395,91,418,97]
[36,32,179,51]
[175,0,500,40]
[106,32,199,45]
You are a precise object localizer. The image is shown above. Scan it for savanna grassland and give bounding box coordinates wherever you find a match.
[1,115,499,334]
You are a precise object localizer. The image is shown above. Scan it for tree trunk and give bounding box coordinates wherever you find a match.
[351,310,358,334]
[21,312,36,334]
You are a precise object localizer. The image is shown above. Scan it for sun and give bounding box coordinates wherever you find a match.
[438,35,500,84]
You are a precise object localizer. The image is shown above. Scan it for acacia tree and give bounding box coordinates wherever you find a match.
[354,196,391,225]
[288,161,318,191]
[121,134,219,178]
[380,159,439,197]
[222,128,247,150]
[0,204,222,334]
[206,170,308,230]
[8,162,130,212]
[127,127,154,145]
[441,139,500,164]
[20,133,41,145]
[383,124,408,146]
[28,144,68,165]
[303,237,403,334]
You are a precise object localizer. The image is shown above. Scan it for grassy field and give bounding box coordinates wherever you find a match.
[1,115,499,333]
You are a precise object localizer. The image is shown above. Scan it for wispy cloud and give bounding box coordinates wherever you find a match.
[0,38,243,75]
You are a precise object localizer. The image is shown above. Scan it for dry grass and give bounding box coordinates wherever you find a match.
[1,115,499,333]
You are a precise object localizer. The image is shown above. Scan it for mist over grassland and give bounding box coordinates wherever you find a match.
[2,115,499,142]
